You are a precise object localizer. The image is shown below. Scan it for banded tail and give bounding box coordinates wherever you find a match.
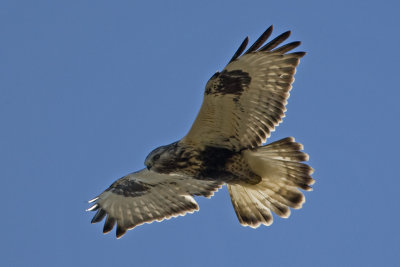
[228,137,314,227]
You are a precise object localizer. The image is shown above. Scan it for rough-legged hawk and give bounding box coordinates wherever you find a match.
[87,25,314,238]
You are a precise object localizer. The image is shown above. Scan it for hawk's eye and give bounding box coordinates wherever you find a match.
[153,154,160,161]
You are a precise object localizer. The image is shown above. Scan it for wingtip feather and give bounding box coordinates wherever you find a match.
[88,196,99,203]
[86,203,99,212]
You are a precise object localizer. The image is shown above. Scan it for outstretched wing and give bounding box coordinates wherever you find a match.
[87,169,222,238]
[182,26,305,151]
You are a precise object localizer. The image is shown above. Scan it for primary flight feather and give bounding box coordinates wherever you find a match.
[87,25,314,238]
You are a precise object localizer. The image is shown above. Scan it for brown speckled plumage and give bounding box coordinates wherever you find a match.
[88,26,314,238]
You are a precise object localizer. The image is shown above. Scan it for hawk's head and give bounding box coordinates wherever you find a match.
[144,142,180,172]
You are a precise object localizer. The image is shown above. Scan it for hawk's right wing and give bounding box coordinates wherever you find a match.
[87,169,222,238]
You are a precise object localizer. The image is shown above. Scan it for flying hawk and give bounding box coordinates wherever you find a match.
[87,25,314,238]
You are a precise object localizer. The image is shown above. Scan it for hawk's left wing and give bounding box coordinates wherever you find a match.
[182,26,305,151]
[87,169,222,238]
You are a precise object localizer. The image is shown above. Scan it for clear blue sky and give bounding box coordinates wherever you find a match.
[1,1,399,266]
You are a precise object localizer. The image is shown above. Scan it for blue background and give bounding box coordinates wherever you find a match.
[1,1,399,266]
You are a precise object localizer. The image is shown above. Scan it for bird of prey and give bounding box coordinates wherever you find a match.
[87,25,314,238]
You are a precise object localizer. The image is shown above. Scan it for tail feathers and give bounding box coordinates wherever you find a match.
[228,137,314,228]
[228,184,274,228]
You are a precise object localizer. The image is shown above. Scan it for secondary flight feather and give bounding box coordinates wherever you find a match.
[87,25,314,238]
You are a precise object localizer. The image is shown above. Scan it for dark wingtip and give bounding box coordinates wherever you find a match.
[290,41,301,48]
[91,209,106,224]
[280,31,292,40]
[228,26,304,64]
[228,36,249,63]
[244,25,274,55]
[271,41,301,53]
[116,225,127,239]
[260,30,291,52]
[291,51,306,58]
[103,216,116,234]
